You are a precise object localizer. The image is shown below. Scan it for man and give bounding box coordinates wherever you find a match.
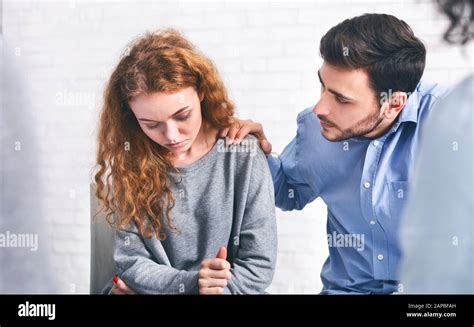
[113,13,451,294]
[223,13,450,294]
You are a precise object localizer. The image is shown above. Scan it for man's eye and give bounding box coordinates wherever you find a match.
[336,97,348,104]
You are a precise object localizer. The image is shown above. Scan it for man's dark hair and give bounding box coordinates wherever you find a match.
[320,14,426,97]
[437,0,473,45]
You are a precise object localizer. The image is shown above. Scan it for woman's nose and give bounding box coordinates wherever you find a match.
[163,123,180,141]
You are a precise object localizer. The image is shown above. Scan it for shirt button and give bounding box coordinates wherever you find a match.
[377,254,384,261]
[363,182,371,189]
[373,140,380,146]
[370,220,376,225]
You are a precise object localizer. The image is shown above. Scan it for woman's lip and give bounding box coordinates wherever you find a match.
[166,140,187,148]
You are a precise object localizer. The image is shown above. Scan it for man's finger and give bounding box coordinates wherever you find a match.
[260,139,272,155]
[219,127,230,138]
[227,123,242,143]
[234,126,252,144]
[253,126,272,154]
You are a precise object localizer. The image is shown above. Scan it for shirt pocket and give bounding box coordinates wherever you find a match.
[387,181,411,221]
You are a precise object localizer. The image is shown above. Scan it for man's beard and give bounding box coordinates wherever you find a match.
[319,107,384,142]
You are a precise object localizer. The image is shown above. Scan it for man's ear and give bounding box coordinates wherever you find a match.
[383,91,407,120]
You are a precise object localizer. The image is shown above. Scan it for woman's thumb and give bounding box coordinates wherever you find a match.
[216,246,227,259]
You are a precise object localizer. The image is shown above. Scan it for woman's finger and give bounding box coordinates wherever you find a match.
[116,278,136,295]
[199,268,231,280]
[209,258,231,270]
[199,278,228,289]
[201,287,225,295]
[111,283,126,295]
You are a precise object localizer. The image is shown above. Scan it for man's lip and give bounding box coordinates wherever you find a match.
[320,120,334,128]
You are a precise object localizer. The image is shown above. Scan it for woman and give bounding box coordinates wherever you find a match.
[94,29,277,294]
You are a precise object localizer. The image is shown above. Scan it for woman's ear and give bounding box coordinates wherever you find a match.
[198,92,205,102]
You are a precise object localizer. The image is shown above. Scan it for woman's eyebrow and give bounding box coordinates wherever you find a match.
[138,106,190,122]
[171,106,190,116]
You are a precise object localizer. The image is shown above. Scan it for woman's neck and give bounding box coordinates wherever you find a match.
[171,123,218,168]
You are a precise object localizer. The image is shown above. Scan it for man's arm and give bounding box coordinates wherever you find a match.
[220,116,319,210]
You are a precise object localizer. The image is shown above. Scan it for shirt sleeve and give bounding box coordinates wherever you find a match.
[225,148,278,294]
[267,110,320,211]
[114,224,199,294]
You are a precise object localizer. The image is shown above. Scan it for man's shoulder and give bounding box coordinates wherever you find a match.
[417,81,452,101]
[296,106,315,123]
[413,81,452,121]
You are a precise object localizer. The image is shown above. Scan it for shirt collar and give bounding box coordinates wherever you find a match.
[394,81,423,126]
[347,82,423,143]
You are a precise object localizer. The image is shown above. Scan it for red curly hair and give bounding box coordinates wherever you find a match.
[94,28,235,240]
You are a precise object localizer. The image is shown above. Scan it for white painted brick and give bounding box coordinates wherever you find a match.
[227,72,301,91]
[3,0,471,295]
[185,29,226,44]
[293,253,320,270]
[247,9,298,27]
[267,57,306,72]
[201,11,247,29]
[242,58,267,72]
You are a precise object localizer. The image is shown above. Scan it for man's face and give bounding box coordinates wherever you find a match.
[313,62,385,141]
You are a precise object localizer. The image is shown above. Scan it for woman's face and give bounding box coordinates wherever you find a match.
[129,87,204,154]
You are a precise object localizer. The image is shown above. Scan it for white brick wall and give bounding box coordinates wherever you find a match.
[1,0,472,294]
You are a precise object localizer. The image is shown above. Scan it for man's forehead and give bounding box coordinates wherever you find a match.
[321,63,368,84]
[319,63,371,96]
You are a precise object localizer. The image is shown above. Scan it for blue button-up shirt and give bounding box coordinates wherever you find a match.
[267,81,450,294]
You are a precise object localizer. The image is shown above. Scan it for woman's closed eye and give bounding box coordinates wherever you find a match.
[174,112,191,121]
[145,112,191,129]
[146,123,160,129]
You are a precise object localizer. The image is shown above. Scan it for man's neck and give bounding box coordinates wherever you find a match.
[364,112,402,139]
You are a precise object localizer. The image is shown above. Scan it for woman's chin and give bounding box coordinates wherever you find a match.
[164,140,191,153]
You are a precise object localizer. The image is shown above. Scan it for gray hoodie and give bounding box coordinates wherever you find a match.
[113,135,277,294]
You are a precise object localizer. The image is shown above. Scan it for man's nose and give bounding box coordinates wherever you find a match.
[313,99,330,116]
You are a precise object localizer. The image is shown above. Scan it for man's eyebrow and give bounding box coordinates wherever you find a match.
[138,106,190,122]
[317,70,355,102]
[317,70,325,87]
